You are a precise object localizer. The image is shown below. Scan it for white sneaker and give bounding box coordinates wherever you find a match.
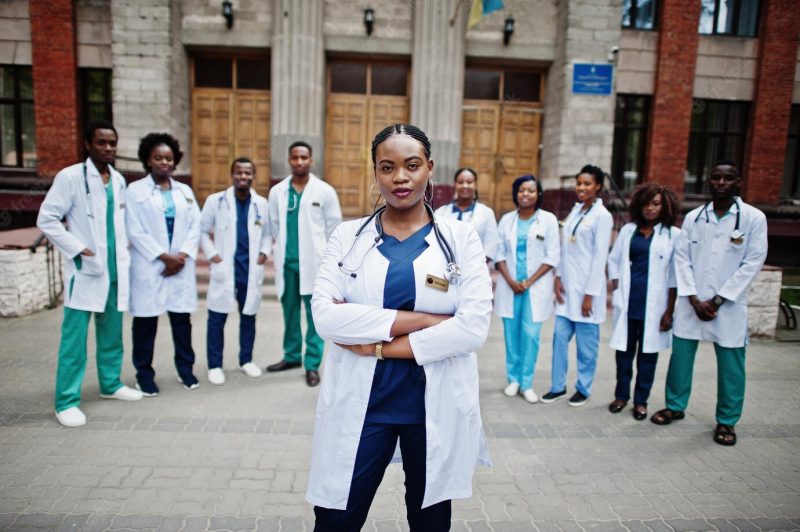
[522,389,539,404]
[503,382,520,397]
[208,368,226,386]
[101,385,143,401]
[55,407,86,428]
[239,362,263,378]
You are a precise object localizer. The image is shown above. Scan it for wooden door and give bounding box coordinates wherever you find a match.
[191,89,233,204]
[325,95,369,217]
[460,101,501,209]
[234,91,271,198]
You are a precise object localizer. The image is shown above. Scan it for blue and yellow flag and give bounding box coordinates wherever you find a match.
[468,0,505,28]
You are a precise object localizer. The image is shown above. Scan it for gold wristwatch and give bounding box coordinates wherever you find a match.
[375,341,384,360]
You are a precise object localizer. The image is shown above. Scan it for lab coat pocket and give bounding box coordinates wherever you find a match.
[450,356,480,416]
[79,253,105,276]
[209,261,227,283]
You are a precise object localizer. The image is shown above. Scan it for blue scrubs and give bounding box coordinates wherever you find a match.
[314,222,451,531]
[450,201,476,221]
[206,195,256,370]
[615,229,658,406]
[502,215,543,391]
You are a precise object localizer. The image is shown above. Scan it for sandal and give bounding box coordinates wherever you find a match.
[714,424,737,446]
[608,399,627,413]
[633,405,647,421]
[650,408,685,425]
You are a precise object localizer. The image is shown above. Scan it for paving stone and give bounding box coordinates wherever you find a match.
[208,516,257,531]
[747,517,798,531]
[12,513,66,528]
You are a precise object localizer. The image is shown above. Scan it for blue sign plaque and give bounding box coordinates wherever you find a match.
[572,63,614,96]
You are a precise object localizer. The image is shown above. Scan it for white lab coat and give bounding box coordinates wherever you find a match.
[555,199,613,324]
[308,216,493,510]
[268,174,342,298]
[673,199,768,348]
[36,158,130,313]
[125,176,201,317]
[493,209,560,322]
[200,187,271,315]
[608,223,680,353]
[434,201,499,260]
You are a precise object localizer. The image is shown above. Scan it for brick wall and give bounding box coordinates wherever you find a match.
[742,0,800,205]
[644,0,701,197]
[29,0,80,179]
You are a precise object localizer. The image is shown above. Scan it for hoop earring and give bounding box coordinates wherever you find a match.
[369,182,384,210]
[424,181,434,204]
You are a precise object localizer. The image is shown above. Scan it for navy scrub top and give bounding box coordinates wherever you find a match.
[365,222,433,425]
[234,195,250,286]
[627,229,652,320]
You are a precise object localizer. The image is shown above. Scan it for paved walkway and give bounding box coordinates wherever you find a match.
[1,300,798,531]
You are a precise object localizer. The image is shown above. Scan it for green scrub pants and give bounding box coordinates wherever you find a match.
[280,264,323,371]
[55,282,124,412]
[665,335,746,426]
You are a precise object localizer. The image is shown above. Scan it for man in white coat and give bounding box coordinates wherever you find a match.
[652,160,768,447]
[37,120,142,428]
[266,141,342,387]
[200,157,271,385]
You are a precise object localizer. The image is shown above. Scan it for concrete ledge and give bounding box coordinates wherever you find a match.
[748,265,781,339]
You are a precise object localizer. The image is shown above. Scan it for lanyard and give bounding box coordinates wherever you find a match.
[569,202,594,242]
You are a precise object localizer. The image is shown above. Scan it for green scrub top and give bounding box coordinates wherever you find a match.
[285,186,302,272]
[105,181,117,282]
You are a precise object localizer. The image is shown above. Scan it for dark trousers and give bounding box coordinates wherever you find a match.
[614,318,658,406]
[207,283,256,369]
[314,421,451,532]
[132,312,196,386]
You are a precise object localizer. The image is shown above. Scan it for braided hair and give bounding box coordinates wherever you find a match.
[370,124,432,165]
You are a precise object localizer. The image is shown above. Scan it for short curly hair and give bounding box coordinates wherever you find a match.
[137,132,184,173]
[628,183,679,227]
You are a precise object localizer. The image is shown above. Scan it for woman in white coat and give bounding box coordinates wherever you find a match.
[434,167,499,261]
[308,124,493,531]
[607,183,680,420]
[126,133,201,395]
[494,175,560,404]
[542,164,613,407]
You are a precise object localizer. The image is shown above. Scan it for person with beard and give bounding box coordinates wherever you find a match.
[200,158,271,385]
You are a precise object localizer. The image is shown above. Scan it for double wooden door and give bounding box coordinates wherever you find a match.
[460,102,542,215]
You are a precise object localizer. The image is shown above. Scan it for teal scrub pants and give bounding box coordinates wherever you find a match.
[665,335,746,426]
[55,281,124,412]
[281,264,323,371]
[502,293,543,392]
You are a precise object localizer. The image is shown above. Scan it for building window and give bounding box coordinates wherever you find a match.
[699,0,759,37]
[0,65,36,168]
[194,56,270,91]
[611,94,650,192]
[782,105,800,199]
[80,69,112,129]
[685,99,750,195]
[622,0,657,30]
[463,68,542,103]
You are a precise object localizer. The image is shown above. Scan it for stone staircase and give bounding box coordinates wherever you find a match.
[195,251,278,300]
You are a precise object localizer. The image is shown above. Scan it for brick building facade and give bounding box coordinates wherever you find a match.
[1,0,799,264]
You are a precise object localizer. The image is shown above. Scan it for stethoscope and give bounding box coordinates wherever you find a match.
[337,203,461,284]
[568,202,594,243]
[217,192,263,225]
[83,163,94,219]
[692,198,743,242]
[148,175,193,212]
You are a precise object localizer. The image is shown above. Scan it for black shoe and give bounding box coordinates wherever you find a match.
[540,389,567,404]
[568,391,588,407]
[633,405,647,420]
[266,360,302,372]
[306,370,320,387]
[608,399,627,413]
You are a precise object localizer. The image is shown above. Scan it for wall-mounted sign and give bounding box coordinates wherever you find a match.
[572,63,614,96]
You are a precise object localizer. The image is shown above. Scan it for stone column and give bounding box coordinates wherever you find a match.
[539,0,623,192]
[643,0,701,197]
[30,0,80,178]
[270,0,326,180]
[742,0,800,204]
[410,0,467,185]
[110,0,190,175]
